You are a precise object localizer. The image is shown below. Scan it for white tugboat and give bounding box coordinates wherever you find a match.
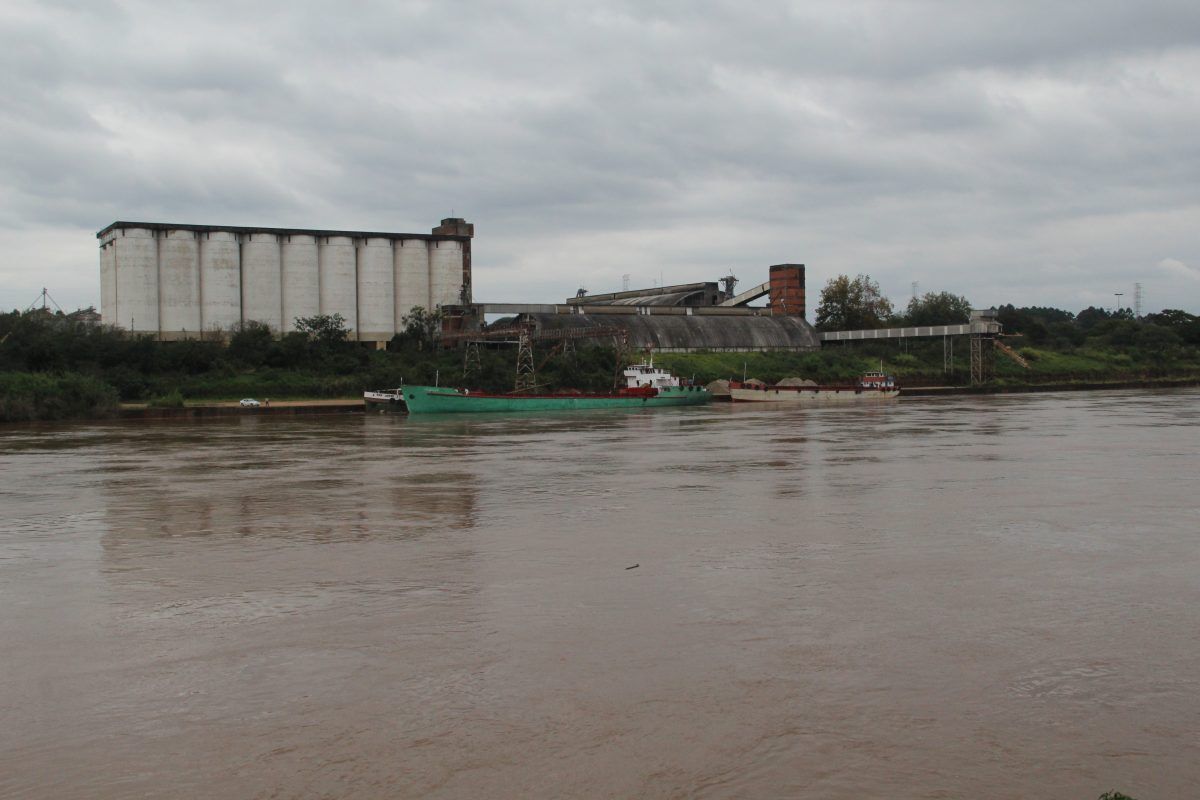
[622,359,692,390]
[363,387,407,412]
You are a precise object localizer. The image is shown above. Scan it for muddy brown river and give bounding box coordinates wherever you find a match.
[2,389,1198,798]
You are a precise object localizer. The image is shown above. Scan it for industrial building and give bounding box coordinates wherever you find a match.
[97,216,823,352]
[456,264,820,352]
[97,218,473,342]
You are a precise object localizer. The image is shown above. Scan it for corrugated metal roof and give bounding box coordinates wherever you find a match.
[607,290,706,306]
[519,313,820,351]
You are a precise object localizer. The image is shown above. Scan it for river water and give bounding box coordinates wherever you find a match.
[1,389,1198,799]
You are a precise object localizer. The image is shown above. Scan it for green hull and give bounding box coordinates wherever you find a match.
[402,385,711,414]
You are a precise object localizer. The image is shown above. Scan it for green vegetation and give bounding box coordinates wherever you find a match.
[0,371,118,421]
[660,331,1200,388]
[146,389,185,408]
[0,308,623,420]
[2,297,1199,422]
[815,274,894,330]
[902,291,972,326]
[661,301,1200,387]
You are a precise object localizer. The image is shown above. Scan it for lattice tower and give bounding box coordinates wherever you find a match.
[514,330,536,393]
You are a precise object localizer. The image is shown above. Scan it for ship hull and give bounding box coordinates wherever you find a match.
[403,385,712,414]
[730,386,899,403]
[364,397,407,413]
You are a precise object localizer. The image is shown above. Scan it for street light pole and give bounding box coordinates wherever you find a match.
[1114,292,1123,314]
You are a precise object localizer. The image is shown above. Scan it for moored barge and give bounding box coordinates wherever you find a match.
[729,370,899,404]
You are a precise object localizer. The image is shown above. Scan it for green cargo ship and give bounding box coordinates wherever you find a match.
[395,362,711,414]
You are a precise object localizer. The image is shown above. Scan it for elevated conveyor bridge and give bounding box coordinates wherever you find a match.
[820,314,1006,385]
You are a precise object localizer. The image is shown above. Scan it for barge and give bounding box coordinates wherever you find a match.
[729,370,899,404]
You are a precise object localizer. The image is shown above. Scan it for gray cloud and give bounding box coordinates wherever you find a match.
[1,0,1198,314]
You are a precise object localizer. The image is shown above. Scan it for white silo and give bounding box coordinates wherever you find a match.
[395,239,430,325]
[113,228,160,333]
[199,230,241,334]
[99,237,116,326]
[159,229,202,339]
[357,237,395,341]
[241,232,282,330]
[318,235,358,336]
[280,234,319,331]
[429,240,464,309]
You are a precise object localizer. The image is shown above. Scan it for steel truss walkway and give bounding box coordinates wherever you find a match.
[820,318,1004,385]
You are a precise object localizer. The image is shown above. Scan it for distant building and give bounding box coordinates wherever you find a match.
[68,306,101,326]
[97,219,474,343]
[457,264,820,352]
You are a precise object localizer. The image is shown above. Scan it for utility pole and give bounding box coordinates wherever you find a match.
[1114,292,1124,314]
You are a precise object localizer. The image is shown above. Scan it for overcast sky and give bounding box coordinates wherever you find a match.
[2,0,1199,315]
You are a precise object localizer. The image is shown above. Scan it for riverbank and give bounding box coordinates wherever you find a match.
[112,376,1200,419]
[901,376,1200,396]
[118,398,363,419]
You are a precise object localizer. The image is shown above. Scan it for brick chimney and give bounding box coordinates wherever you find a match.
[769,264,805,317]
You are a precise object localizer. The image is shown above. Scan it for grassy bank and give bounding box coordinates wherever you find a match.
[659,338,1200,388]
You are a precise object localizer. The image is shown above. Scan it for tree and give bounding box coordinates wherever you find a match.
[1076,306,1116,331]
[1144,309,1200,345]
[814,274,894,331]
[399,306,443,350]
[294,313,350,349]
[228,321,274,367]
[902,291,972,326]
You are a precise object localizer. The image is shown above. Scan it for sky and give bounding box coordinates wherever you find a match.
[2,0,1199,316]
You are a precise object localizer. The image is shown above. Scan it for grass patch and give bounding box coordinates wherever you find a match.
[146,389,185,408]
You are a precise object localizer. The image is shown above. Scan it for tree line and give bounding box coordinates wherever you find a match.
[0,306,625,415]
[813,273,1200,353]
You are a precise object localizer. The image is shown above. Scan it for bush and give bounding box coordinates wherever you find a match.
[0,371,119,421]
[147,389,185,408]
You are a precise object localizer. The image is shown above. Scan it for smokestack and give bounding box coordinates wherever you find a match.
[769,264,805,318]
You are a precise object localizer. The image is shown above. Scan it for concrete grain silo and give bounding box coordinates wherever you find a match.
[429,240,464,309]
[159,229,201,339]
[280,234,320,331]
[199,231,241,333]
[99,237,116,327]
[395,239,430,324]
[357,238,395,341]
[241,232,282,330]
[112,227,159,333]
[97,219,472,343]
[318,236,358,335]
